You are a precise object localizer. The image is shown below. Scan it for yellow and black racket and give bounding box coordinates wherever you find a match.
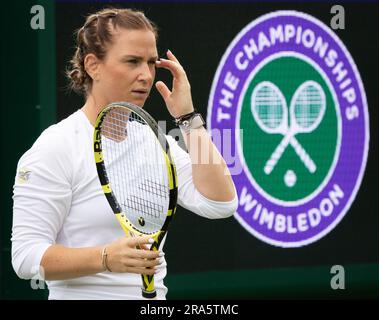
[93,101,178,299]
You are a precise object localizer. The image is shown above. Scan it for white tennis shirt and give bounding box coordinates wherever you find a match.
[11,109,238,300]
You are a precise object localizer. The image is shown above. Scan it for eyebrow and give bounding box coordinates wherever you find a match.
[122,55,159,61]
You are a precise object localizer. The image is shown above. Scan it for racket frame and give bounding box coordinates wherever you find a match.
[93,101,178,299]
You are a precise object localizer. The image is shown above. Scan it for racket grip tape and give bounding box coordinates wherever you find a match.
[141,274,157,299]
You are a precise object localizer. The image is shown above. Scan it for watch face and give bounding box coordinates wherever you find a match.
[179,114,205,132]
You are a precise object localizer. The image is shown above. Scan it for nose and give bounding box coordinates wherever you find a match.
[137,62,154,84]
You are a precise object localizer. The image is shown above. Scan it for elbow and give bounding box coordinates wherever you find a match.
[11,243,31,280]
[223,195,239,218]
[216,187,238,219]
[193,189,239,219]
[12,256,33,280]
[12,247,26,279]
[215,183,238,217]
[11,244,48,280]
[209,194,238,220]
[12,258,44,281]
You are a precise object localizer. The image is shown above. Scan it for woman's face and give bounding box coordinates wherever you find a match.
[95,28,158,107]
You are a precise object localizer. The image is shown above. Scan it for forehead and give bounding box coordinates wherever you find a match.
[106,28,157,57]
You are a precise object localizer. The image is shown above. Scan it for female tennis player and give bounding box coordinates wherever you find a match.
[11,8,237,300]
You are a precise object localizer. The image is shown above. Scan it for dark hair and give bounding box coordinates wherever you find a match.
[66,8,158,95]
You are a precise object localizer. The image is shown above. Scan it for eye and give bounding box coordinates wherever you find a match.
[127,59,138,64]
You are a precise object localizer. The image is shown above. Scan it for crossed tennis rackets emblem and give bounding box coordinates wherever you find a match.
[251,80,326,175]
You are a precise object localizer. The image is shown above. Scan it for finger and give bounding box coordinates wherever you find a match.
[124,258,161,268]
[126,267,157,275]
[129,248,162,260]
[139,243,150,251]
[166,49,180,64]
[155,81,171,101]
[127,235,155,248]
[155,58,184,79]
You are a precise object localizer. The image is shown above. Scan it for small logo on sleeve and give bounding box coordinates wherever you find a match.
[17,168,32,184]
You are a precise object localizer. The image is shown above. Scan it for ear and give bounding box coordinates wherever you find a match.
[84,53,100,81]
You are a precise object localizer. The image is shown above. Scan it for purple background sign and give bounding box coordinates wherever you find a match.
[208,11,369,247]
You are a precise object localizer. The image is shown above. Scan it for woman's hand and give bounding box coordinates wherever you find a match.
[155,50,194,118]
[105,236,163,275]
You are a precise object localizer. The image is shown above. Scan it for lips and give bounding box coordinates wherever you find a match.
[131,89,149,100]
[132,89,148,94]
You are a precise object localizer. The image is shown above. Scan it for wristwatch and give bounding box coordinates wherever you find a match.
[175,112,205,134]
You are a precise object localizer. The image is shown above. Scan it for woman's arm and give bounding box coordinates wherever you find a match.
[40,245,104,280]
[182,126,236,201]
[155,50,237,202]
[40,236,162,280]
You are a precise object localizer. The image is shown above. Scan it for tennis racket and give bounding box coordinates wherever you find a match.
[93,101,178,299]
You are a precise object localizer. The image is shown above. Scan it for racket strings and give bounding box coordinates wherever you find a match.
[139,179,168,198]
[101,109,129,142]
[294,86,323,128]
[255,86,284,129]
[100,106,169,234]
[122,195,164,219]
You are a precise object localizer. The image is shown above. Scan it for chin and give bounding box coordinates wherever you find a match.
[132,100,146,108]
[114,96,147,108]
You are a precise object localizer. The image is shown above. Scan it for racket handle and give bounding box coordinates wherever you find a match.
[290,137,316,173]
[141,274,157,299]
[142,288,157,299]
[264,135,291,174]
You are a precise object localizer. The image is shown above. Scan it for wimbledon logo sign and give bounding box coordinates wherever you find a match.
[207,11,369,247]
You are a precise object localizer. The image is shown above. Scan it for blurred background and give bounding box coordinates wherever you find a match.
[1,0,378,299]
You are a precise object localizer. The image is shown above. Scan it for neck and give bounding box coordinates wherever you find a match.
[81,94,107,127]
